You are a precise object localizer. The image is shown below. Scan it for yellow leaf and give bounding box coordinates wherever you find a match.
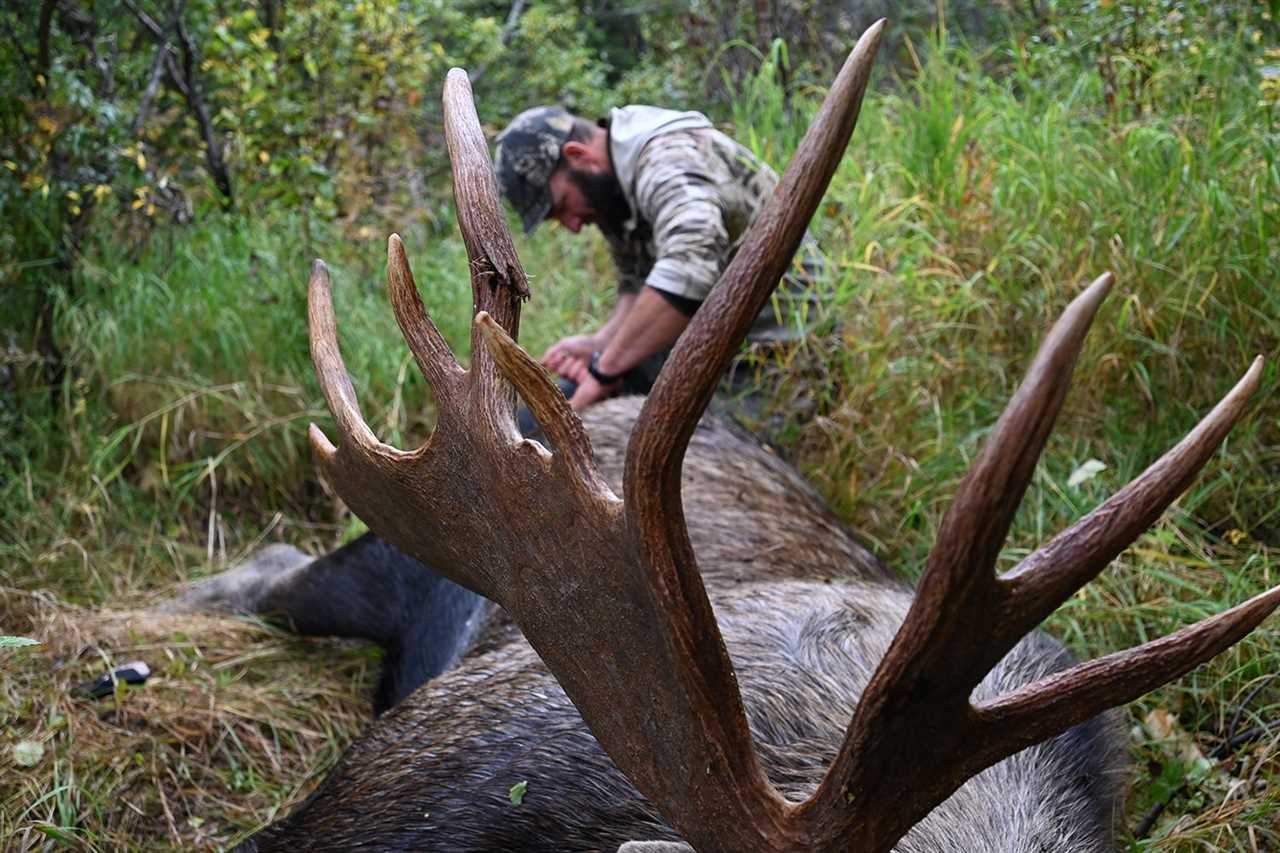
[69,205,80,216]
[135,152,147,170]
[36,115,58,133]
[65,190,81,202]
[2,160,16,171]
[258,150,270,164]
[93,183,112,202]
[145,203,156,217]
[1127,547,1211,568]
[131,198,145,209]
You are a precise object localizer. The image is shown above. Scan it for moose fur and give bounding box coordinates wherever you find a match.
[187,396,1127,852]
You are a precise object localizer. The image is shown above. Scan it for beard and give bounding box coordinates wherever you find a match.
[568,168,631,237]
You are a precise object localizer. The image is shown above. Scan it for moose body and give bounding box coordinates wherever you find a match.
[225,397,1125,852]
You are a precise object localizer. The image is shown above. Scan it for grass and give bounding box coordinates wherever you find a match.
[0,589,377,850]
[3,13,1279,851]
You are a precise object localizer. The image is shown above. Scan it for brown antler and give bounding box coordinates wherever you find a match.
[308,21,1278,853]
[791,283,1275,849]
[308,68,802,851]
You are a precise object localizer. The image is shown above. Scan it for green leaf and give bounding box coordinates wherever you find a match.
[508,780,528,805]
[0,636,40,647]
[33,824,77,843]
[13,740,45,767]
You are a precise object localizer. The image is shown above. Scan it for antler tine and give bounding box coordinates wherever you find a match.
[929,272,1113,593]
[307,259,381,454]
[476,311,613,494]
[629,20,886,486]
[386,233,465,404]
[999,355,1266,642]
[619,18,886,774]
[975,584,1280,765]
[442,68,528,318]
[866,272,1116,693]
[442,68,529,432]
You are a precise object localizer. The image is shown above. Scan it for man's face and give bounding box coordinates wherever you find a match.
[546,165,628,236]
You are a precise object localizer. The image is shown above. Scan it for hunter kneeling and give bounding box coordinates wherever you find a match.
[494,103,825,427]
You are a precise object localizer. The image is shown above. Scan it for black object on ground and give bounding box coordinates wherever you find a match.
[73,661,151,699]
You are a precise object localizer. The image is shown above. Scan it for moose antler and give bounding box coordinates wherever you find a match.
[308,66,799,850]
[308,20,1278,853]
[794,281,1274,848]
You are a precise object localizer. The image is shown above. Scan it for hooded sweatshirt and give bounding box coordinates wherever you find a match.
[602,106,822,343]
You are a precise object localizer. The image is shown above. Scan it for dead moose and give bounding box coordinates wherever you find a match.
[211,21,1277,853]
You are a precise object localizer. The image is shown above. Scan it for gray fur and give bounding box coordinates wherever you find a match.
[164,543,313,615]
[233,396,1128,852]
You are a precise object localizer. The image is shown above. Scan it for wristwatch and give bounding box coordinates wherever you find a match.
[588,352,623,385]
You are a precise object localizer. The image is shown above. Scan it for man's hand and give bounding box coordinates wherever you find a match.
[568,374,620,411]
[558,355,590,385]
[542,334,598,377]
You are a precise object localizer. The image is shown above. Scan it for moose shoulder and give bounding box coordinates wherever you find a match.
[216,18,1275,853]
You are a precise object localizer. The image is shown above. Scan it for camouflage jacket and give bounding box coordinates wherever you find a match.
[605,105,823,343]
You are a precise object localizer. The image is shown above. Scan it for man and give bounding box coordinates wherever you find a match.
[494,104,823,416]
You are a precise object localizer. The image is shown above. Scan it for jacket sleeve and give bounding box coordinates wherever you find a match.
[631,132,728,303]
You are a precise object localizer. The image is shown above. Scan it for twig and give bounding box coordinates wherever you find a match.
[173,13,233,205]
[36,0,54,77]
[130,1,187,136]
[468,0,527,86]
[122,0,164,37]
[123,0,232,206]
[1221,719,1280,755]
[1224,676,1276,749]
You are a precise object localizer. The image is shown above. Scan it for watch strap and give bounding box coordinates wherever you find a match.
[588,352,623,385]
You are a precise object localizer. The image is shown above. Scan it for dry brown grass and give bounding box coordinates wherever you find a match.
[0,586,376,851]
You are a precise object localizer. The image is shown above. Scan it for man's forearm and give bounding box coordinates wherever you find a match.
[594,292,637,347]
[594,287,689,377]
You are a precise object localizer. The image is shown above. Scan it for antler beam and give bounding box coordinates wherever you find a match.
[621,28,887,837]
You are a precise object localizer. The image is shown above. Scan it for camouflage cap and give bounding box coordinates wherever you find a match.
[494,105,575,234]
